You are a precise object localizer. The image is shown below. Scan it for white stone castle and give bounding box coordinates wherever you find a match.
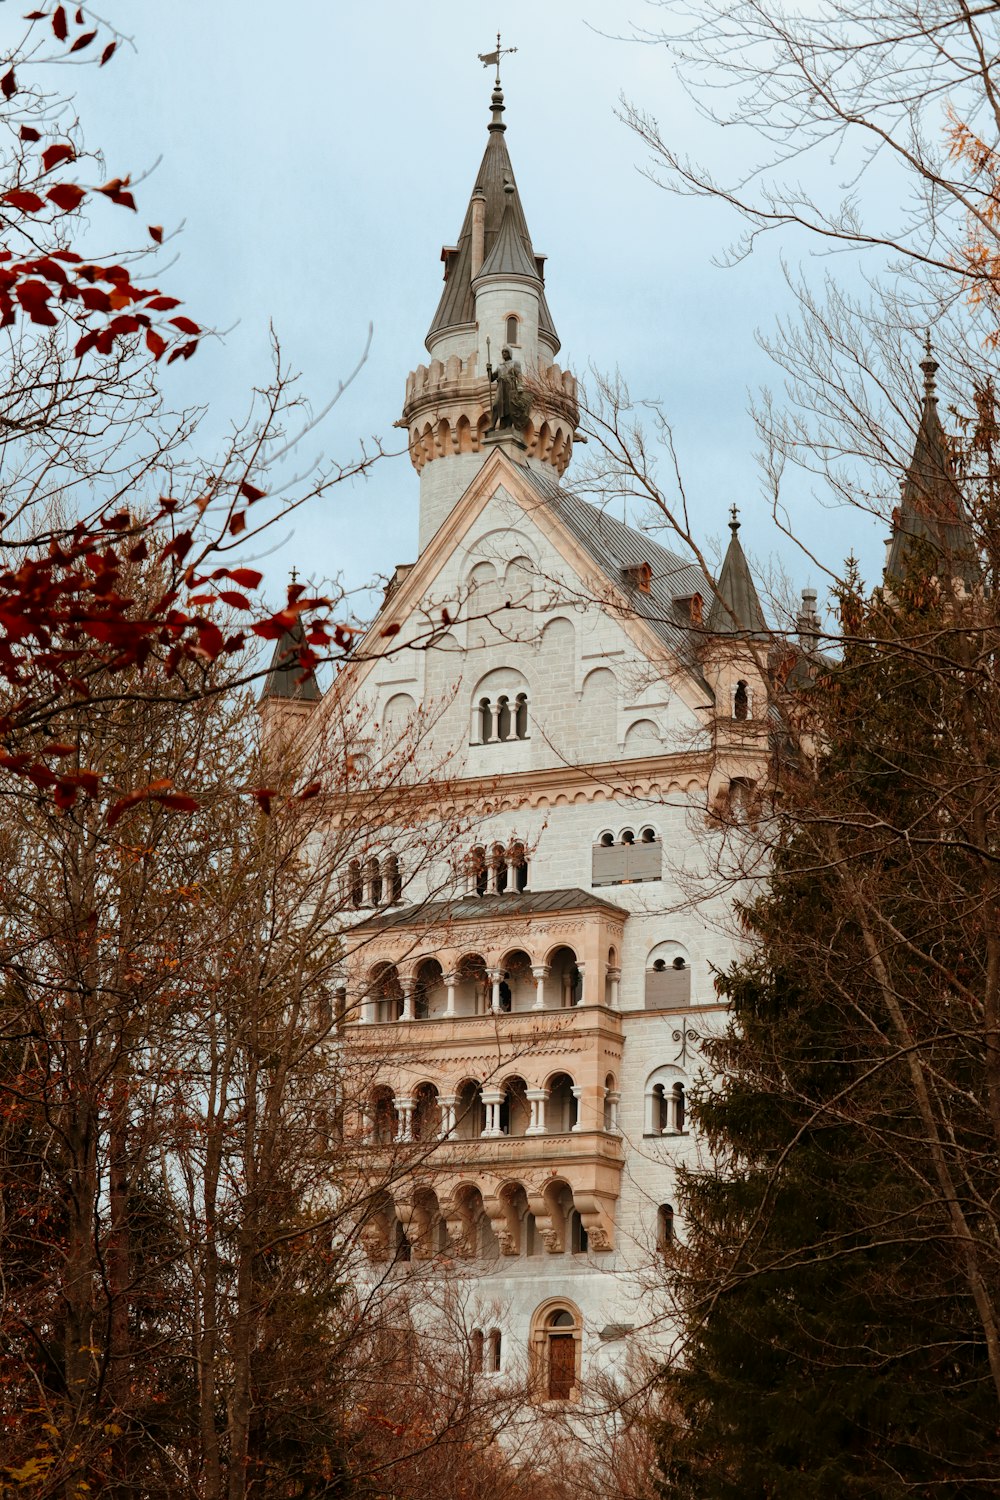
[260,70,772,1405]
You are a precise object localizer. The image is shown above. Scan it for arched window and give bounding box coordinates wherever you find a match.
[734,679,749,720]
[493,842,508,894]
[531,1304,581,1403]
[412,1083,440,1141]
[640,825,657,843]
[479,697,492,743]
[497,695,511,741]
[599,830,614,847]
[621,828,635,845]
[506,314,519,346]
[371,1089,397,1145]
[393,1219,411,1264]
[366,856,382,907]
[657,1203,675,1251]
[511,840,529,891]
[488,1328,502,1372]
[455,1079,485,1140]
[348,858,362,908]
[384,853,402,903]
[472,846,488,897]
[470,1329,484,1375]
[645,944,692,1008]
[547,1072,578,1132]
[672,1082,686,1134]
[515,692,528,739]
[569,1209,588,1254]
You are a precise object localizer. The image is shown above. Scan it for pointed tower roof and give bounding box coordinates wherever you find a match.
[885,342,979,589]
[475,181,541,282]
[706,508,769,637]
[426,79,559,351]
[259,616,321,703]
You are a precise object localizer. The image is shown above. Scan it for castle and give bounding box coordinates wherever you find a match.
[260,67,780,1405]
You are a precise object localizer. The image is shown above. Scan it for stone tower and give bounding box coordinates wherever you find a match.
[401,77,579,550]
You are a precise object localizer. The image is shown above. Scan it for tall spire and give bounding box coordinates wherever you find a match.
[425,74,558,353]
[706,507,769,637]
[884,339,979,590]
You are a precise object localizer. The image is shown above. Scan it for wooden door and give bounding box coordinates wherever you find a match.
[548,1334,575,1400]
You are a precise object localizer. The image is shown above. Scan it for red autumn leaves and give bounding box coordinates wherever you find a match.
[0,8,341,825]
[1,16,200,364]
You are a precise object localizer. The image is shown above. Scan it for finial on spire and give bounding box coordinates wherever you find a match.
[290,565,299,585]
[920,329,939,400]
[729,504,741,534]
[478,31,518,87]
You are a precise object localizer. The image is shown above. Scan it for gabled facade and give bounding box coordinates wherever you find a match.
[270,76,771,1406]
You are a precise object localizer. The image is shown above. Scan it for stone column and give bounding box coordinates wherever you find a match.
[439,1095,457,1138]
[397,1099,415,1143]
[571,1084,585,1131]
[532,964,549,1010]
[525,1087,548,1136]
[606,1089,622,1134]
[444,972,457,1018]
[574,961,586,1006]
[606,966,621,1010]
[360,1103,374,1145]
[401,976,415,1023]
[487,967,503,1013]
[481,1088,504,1137]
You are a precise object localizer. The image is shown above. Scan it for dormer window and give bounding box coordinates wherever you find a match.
[673,593,703,625]
[622,561,652,594]
[506,314,520,346]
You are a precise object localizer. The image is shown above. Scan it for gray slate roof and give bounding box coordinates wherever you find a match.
[426,84,559,352]
[885,354,980,589]
[475,190,540,283]
[259,619,321,702]
[353,887,627,933]
[706,519,769,637]
[519,463,719,688]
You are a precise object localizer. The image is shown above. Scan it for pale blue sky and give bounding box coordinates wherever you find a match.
[33,1,894,621]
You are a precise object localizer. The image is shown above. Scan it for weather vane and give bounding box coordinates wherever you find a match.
[478,31,517,86]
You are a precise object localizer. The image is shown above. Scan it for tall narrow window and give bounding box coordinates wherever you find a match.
[366,856,382,906]
[734,679,749,720]
[349,858,362,908]
[470,1329,484,1375]
[473,846,488,897]
[479,697,492,743]
[672,1082,686,1134]
[546,1309,577,1401]
[488,1328,502,1372]
[506,314,519,345]
[384,853,402,903]
[511,841,528,892]
[494,843,508,893]
[657,1203,675,1250]
[515,692,528,739]
[497,695,511,741]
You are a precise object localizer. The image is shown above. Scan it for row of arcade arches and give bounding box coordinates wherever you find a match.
[362,1180,601,1265]
[364,1071,622,1143]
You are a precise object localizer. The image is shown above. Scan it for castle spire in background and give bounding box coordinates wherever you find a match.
[884,339,979,591]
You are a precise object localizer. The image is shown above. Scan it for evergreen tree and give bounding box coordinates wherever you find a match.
[661,561,1000,1497]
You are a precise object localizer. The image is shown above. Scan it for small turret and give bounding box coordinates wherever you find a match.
[402,73,579,551]
[257,600,321,756]
[701,509,771,814]
[884,339,980,593]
